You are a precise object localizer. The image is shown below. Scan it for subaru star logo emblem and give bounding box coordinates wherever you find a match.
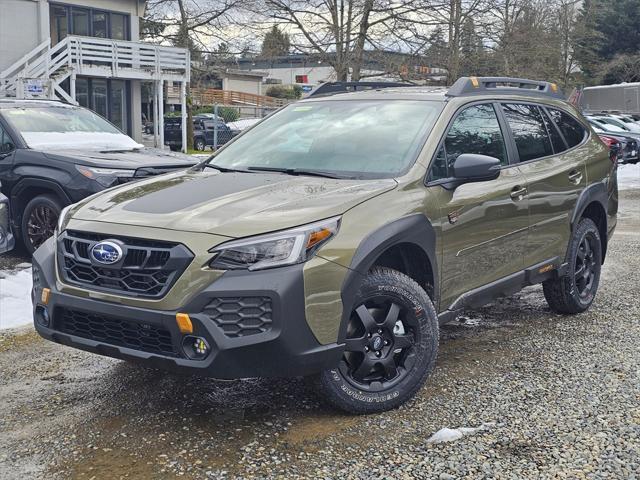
[91,241,123,265]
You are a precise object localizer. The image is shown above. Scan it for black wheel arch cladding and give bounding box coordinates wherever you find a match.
[571,181,608,261]
[338,214,438,343]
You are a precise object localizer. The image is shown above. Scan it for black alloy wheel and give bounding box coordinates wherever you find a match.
[543,217,602,314]
[574,232,598,298]
[341,298,417,392]
[317,267,438,414]
[22,195,62,254]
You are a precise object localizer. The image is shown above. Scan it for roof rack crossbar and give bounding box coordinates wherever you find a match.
[446,76,564,99]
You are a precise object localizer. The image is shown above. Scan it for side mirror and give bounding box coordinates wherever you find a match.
[452,154,501,183]
[0,142,14,155]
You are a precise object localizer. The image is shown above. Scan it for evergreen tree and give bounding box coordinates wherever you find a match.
[260,25,291,58]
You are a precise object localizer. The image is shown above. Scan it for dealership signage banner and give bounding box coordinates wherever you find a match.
[20,78,51,99]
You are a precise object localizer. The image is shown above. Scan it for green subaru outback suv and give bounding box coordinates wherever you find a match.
[32,77,617,413]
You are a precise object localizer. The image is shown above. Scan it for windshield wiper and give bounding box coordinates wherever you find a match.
[246,166,348,179]
[202,163,249,173]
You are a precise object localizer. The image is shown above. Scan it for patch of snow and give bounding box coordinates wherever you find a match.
[618,163,640,190]
[427,422,495,444]
[0,265,34,331]
[21,132,143,151]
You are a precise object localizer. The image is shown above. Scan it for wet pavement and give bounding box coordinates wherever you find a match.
[0,189,638,479]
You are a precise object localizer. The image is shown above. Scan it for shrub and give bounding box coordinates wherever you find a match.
[193,105,240,123]
[266,85,302,99]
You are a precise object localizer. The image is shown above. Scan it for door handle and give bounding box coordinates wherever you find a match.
[510,186,527,200]
[568,169,583,184]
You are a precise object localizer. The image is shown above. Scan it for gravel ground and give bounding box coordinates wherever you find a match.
[0,190,638,480]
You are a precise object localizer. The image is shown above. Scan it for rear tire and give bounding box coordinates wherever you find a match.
[316,267,438,414]
[543,218,602,314]
[21,194,62,254]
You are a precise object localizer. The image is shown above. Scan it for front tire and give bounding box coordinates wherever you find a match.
[543,218,602,314]
[21,194,62,254]
[194,138,206,151]
[317,267,438,414]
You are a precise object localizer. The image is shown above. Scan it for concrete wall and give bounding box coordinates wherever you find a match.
[222,77,263,96]
[256,65,338,86]
[0,0,44,72]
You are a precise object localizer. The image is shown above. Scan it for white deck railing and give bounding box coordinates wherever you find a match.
[0,35,190,97]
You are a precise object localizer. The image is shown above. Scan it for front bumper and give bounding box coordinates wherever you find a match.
[32,238,343,378]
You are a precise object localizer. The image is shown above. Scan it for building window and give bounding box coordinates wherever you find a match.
[49,4,130,43]
[71,8,90,37]
[62,78,130,134]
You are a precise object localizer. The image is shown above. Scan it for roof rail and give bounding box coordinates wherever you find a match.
[447,77,564,99]
[307,81,413,98]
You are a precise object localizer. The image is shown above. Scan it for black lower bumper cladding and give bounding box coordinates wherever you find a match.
[32,237,343,379]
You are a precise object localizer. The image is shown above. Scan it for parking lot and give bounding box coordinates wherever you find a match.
[0,168,638,479]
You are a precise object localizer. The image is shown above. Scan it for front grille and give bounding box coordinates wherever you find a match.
[203,296,273,338]
[58,230,193,298]
[56,308,178,357]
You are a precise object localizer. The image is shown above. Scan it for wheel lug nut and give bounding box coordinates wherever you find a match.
[364,346,369,352]
[376,351,381,357]
[384,340,389,345]
[377,329,382,334]
[368,333,372,338]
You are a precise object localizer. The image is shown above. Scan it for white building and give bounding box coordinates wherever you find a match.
[0,0,190,148]
[232,53,448,91]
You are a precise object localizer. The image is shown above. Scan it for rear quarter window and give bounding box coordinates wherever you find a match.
[547,108,587,148]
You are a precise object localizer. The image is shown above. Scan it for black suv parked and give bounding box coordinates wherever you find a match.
[0,99,194,253]
[164,115,236,151]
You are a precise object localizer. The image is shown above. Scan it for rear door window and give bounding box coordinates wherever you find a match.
[502,103,553,162]
[547,108,587,148]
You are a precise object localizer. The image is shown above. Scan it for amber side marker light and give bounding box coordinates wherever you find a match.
[470,76,479,88]
[176,313,193,334]
[307,228,333,249]
[41,288,51,305]
[539,264,555,274]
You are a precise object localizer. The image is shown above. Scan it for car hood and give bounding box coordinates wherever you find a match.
[70,169,397,238]
[42,148,195,170]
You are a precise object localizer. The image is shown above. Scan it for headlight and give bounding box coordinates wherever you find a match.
[209,217,340,271]
[56,205,72,234]
[76,165,135,187]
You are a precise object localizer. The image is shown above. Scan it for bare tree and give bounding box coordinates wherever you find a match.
[252,1,430,81]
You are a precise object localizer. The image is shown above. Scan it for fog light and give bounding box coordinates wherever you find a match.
[35,306,50,327]
[182,335,210,360]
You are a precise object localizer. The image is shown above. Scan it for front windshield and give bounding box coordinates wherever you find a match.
[3,106,142,151]
[206,100,443,178]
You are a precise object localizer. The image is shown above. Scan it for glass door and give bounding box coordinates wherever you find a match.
[110,81,128,132]
[92,80,108,120]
